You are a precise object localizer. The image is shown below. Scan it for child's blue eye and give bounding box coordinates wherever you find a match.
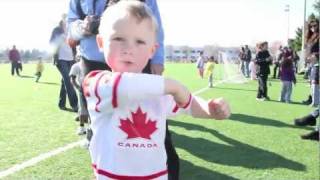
[136,40,146,45]
[113,37,124,41]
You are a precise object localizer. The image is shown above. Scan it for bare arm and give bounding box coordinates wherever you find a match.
[164,78,231,120]
[89,72,231,120]
[190,97,230,120]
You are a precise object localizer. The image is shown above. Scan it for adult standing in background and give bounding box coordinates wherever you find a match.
[244,45,251,78]
[50,17,78,112]
[294,17,320,141]
[239,47,246,77]
[305,18,319,63]
[67,1,180,180]
[255,41,272,101]
[8,45,21,76]
[196,51,205,78]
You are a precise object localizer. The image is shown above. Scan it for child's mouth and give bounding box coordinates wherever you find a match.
[123,61,133,65]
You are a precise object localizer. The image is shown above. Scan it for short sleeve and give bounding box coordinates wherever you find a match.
[83,71,166,113]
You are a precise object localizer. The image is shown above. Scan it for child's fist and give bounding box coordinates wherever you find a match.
[208,98,231,120]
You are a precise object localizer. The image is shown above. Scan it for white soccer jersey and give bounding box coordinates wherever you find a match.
[84,71,192,180]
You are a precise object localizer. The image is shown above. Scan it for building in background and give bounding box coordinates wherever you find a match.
[165,45,240,63]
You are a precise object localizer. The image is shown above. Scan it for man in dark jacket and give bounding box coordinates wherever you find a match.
[255,42,272,100]
[8,45,21,76]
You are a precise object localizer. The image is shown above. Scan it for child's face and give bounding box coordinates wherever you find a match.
[98,16,157,73]
[262,44,268,50]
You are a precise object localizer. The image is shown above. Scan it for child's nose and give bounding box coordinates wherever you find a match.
[122,42,133,55]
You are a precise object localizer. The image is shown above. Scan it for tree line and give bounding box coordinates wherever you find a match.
[0,48,52,63]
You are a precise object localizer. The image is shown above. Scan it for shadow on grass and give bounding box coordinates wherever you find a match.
[212,86,256,92]
[19,75,34,78]
[229,113,313,130]
[180,159,239,180]
[267,78,280,82]
[267,99,305,106]
[169,120,306,171]
[37,81,60,86]
[268,77,309,84]
[59,107,77,113]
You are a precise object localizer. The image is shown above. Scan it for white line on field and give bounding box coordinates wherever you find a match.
[0,75,241,178]
[0,140,83,179]
[193,74,242,95]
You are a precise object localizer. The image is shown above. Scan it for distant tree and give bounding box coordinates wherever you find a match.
[291,27,303,51]
[23,50,31,60]
[4,48,10,59]
[313,1,320,14]
[31,49,41,60]
[308,13,316,21]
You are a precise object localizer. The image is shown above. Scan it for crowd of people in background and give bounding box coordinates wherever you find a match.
[191,16,319,141]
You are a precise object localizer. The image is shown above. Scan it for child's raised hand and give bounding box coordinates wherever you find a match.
[208,98,231,120]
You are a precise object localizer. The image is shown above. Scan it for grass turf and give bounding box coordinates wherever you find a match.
[0,63,318,180]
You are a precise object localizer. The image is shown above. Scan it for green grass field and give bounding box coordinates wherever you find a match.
[0,63,318,180]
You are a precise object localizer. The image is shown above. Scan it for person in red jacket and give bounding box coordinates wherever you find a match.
[8,45,21,76]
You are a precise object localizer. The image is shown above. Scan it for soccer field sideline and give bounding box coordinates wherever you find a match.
[0,75,239,179]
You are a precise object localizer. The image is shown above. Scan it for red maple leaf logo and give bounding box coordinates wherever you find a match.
[119,107,158,139]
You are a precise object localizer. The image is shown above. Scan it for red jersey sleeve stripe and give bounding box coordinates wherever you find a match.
[172,104,179,113]
[82,70,102,97]
[112,73,122,108]
[94,72,106,112]
[182,94,192,108]
[172,94,192,113]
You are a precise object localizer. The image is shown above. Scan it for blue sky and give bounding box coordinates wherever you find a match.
[0,0,317,50]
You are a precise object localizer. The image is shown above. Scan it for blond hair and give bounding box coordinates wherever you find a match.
[99,0,158,37]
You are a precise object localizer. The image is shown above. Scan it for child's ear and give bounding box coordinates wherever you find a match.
[96,34,104,52]
[149,43,159,58]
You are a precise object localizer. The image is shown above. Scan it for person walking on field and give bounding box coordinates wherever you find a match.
[50,17,78,112]
[205,56,216,88]
[35,57,44,83]
[8,45,21,76]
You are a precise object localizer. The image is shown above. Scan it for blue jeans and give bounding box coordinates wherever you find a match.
[11,61,20,76]
[311,84,320,106]
[56,60,78,109]
[241,61,249,77]
[257,75,268,98]
[280,81,293,103]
